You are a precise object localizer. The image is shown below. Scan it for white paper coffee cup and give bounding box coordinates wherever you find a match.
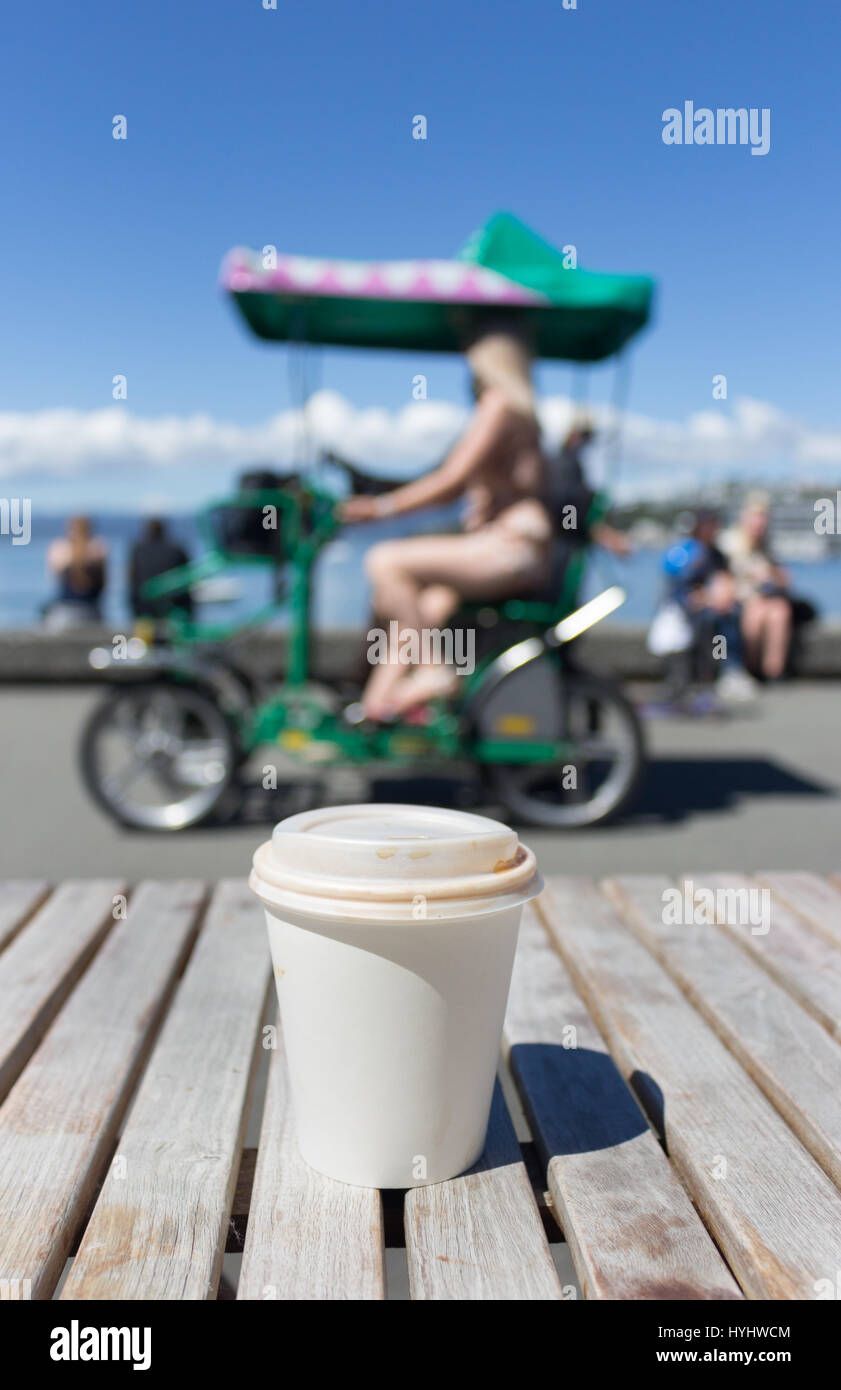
[249,803,542,1187]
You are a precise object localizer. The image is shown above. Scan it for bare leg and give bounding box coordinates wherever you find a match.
[361,531,548,718]
[359,647,406,719]
[362,542,428,718]
[741,594,765,674]
[419,583,459,627]
[761,597,792,679]
[705,572,738,615]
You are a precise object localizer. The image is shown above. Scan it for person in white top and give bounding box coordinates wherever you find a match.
[719,492,792,680]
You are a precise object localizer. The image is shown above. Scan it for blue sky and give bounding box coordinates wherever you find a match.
[2,0,840,508]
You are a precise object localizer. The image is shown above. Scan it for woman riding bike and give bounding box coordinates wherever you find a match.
[342,326,554,720]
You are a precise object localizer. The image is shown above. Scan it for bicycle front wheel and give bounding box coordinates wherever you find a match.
[80,681,239,830]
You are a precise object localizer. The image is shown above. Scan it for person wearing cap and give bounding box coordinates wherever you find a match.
[545,419,632,567]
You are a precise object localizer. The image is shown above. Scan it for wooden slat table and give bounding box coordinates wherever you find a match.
[1,873,840,1301]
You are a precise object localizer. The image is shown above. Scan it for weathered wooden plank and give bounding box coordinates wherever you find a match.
[0,880,123,1102]
[538,877,841,1300]
[237,1017,386,1300]
[0,881,50,953]
[685,872,841,1043]
[0,881,204,1299]
[404,1080,563,1301]
[503,903,742,1300]
[61,881,270,1301]
[606,875,841,1193]
[760,872,841,951]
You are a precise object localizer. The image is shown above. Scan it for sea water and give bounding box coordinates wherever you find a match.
[0,510,836,631]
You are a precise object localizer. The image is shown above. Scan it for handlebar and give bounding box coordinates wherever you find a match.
[140,458,404,606]
[322,450,407,497]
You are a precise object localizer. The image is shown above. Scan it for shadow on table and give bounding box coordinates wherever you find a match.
[508,1044,664,1155]
[377,1059,666,1251]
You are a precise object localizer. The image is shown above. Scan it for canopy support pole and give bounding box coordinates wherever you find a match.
[603,350,633,486]
[573,364,590,405]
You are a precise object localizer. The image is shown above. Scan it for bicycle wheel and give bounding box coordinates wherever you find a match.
[80,681,239,830]
[479,664,644,828]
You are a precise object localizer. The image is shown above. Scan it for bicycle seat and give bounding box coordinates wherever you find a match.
[460,538,589,628]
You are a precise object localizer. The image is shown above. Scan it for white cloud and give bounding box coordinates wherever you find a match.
[0,390,838,498]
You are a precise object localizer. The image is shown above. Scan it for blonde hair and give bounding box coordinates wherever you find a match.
[743,488,771,513]
[466,330,536,418]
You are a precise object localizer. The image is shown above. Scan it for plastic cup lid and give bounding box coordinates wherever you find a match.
[249,803,542,921]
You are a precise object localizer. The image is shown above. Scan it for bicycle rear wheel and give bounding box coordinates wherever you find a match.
[478,664,644,828]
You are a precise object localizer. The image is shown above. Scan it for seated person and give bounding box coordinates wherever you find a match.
[661,509,756,702]
[342,326,553,720]
[45,516,108,629]
[129,517,193,621]
[719,493,794,680]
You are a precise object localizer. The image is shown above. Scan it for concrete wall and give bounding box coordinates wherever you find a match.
[2,621,841,682]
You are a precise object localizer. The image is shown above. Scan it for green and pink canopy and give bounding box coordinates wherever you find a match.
[222,212,655,363]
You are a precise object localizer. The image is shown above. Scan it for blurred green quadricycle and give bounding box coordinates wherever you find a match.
[80,214,654,831]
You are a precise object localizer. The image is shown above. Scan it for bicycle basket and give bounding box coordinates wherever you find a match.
[207,469,297,559]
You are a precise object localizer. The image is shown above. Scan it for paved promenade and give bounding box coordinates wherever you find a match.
[1,681,838,879]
